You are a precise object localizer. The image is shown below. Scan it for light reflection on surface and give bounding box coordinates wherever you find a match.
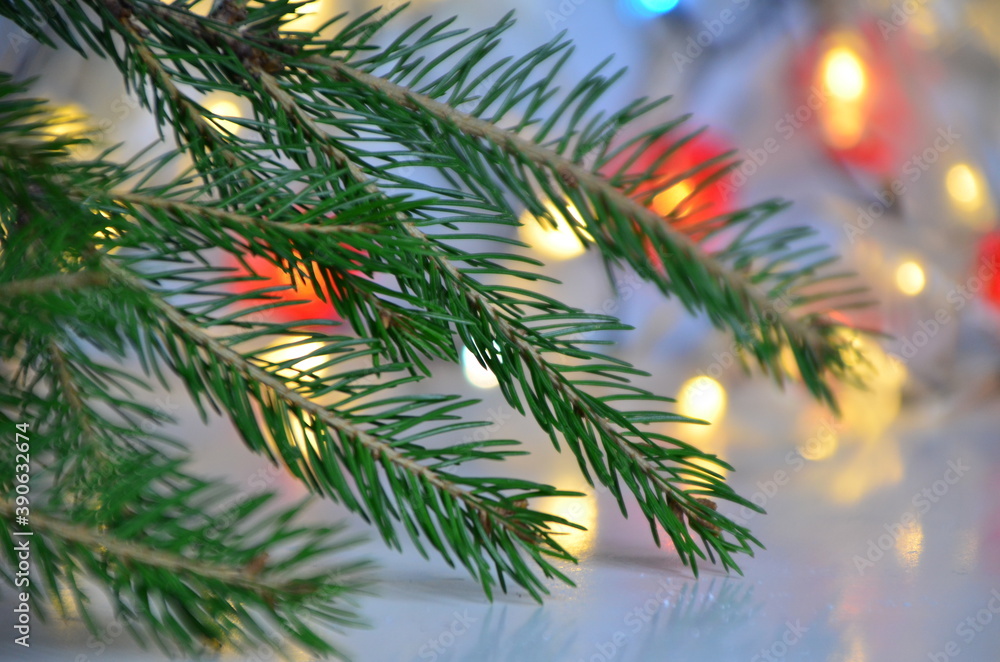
[828,437,904,505]
[955,527,980,574]
[893,520,924,572]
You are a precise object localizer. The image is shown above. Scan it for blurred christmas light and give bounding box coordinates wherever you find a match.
[92,224,121,253]
[630,0,680,17]
[537,493,598,557]
[461,346,499,389]
[797,427,838,462]
[801,22,916,176]
[601,130,735,249]
[895,260,926,296]
[204,95,243,134]
[518,200,591,261]
[946,163,986,212]
[282,0,329,32]
[838,337,907,443]
[976,232,1000,310]
[45,103,89,139]
[677,376,727,423]
[947,163,982,208]
[226,250,342,326]
[261,339,328,383]
[817,41,869,150]
[652,181,695,217]
[822,46,867,102]
[821,101,866,150]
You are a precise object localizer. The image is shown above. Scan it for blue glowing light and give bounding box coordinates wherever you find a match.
[633,0,680,15]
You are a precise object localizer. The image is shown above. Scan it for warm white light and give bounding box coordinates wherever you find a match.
[798,429,838,461]
[262,339,327,382]
[282,0,328,32]
[821,100,866,149]
[895,260,926,297]
[461,346,499,389]
[518,200,592,261]
[947,163,984,210]
[677,376,727,423]
[822,46,867,102]
[652,181,694,217]
[205,96,243,134]
[537,493,598,557]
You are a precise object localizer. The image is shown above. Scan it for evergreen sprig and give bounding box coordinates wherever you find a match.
[0,1,867,656]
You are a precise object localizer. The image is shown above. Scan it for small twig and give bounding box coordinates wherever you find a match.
[0,500,317,597]
[0,271,108,298]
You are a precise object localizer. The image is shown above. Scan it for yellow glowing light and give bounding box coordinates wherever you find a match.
[282,0,328,32]
[829,439,904,504]
[187,1,212,16]
[652,181,694,216]
[835,328,866,368]
[894,520,924,571]
[262,339,328,383]
[821,100,866,149]
[837,336,907,445]
[45,103,89,139]
[537,493,598,557]
[946,163,984,211]
[205,96,243,134]
[677,376,727,423]
[518,200,593,261]
[822,46,867,102]
[461,346,499,389]
[93,225,121,251]
[908,7,939,49]
[895,260,926,297]
[798,427,838,461]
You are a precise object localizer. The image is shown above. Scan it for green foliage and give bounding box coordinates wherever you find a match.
[0,1,866,657]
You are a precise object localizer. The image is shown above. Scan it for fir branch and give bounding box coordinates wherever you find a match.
[0,500,320,598]
[0,0,871,627]
[0,270,108,298]
[98,257,585,599]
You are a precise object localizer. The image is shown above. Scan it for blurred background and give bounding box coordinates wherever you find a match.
[3,0,1000,660]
